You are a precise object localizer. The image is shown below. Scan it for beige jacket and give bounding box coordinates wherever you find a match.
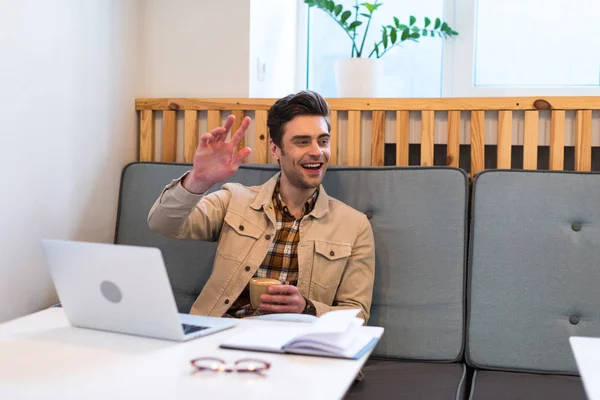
[147,172,375,322]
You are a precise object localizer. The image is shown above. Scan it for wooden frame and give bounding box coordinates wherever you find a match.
[136,97,600,177]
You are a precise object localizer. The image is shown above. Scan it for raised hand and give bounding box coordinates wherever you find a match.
[183,114,252,193]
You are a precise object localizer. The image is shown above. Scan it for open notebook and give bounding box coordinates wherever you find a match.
[220,309,384,359]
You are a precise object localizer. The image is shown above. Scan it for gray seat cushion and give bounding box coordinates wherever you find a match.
[468,170,600,374]
[344,360,467,400]
[469,370,586,400]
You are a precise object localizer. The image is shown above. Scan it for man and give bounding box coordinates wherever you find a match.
[147,90,375,322]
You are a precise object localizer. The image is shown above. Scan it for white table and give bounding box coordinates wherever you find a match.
[570,336,600,400]
[0,308,383,400]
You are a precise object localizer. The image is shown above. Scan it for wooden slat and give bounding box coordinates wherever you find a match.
[348,111,361,166]
[396,111,409,166]
[184,110,198,163]
[253,110,268,164]
[207,110,220,131]
[330,111,338,165]
[523,111,539,170]
[136,97,600,111]
[140,110,155,162]
[447,111,460,167]
[421,111,435,166]
[162,110,177,162]
[371,111,386,166]
[549,110,565,171]
[497,111,512,169]
[231,110,245,154]
[470,111,485,178]
[575,110,592,172]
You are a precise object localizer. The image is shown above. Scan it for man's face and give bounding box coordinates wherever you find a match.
[270,115,331,191]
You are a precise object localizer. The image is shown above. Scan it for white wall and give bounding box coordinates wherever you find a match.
[0,0,139,323]
[249,0,299,97]
[138,0,252,97]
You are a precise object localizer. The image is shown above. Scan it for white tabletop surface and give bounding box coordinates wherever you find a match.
[0,308,382,400]
[570,336,600,400]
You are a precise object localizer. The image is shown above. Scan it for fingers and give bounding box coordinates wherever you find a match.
[199,132,215,147]
[208,115,235,143]
[260,294,294,305]
[259,285,305,314]
[267,285,299,295]
[230,116,251,148]
[232,147,252,165]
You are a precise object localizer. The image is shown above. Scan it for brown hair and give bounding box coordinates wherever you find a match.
[267,90,330,148]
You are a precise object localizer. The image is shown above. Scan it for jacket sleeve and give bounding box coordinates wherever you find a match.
[147,174,232,241]
[311,216,375,323]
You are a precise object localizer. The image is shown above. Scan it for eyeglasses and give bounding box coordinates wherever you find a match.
[190,357,271,376]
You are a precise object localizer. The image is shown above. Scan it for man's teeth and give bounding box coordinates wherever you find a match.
[303,163,321,168]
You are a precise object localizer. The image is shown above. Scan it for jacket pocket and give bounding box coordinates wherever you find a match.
[216,212,263,262]
[311,240,352,290]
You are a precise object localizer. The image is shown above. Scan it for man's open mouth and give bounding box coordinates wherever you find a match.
[301,163,323,170]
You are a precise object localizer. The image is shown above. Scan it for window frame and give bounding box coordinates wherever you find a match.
[297,0,600,97]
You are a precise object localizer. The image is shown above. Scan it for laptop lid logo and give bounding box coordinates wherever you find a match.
[100,281,122,303]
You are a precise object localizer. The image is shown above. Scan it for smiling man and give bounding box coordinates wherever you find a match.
[147,90,375,322]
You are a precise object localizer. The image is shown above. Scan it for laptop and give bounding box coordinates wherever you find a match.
[41,239,238,341]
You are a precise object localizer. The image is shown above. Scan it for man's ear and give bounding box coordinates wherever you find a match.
[269,139,281,162]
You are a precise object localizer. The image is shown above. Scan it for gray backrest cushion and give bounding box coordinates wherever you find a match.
[116,163,468,361]
[467,170,600,375]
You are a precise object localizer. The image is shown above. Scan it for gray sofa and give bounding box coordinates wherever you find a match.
[115,162,597,399]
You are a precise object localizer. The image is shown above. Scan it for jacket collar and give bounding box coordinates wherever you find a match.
[250,172,329,219]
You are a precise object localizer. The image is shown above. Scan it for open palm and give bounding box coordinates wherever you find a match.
[185,114,252,192]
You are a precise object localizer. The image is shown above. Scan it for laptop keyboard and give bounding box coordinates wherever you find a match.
[182,323,210,335]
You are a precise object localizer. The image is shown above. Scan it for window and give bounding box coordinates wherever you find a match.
[305,0,447,97]
[475,0,600,87]
[299,0,600,97]
[446,0,600,96]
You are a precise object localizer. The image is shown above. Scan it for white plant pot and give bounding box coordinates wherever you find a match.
[334,58,385,98]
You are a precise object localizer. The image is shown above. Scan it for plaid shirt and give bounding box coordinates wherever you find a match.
[225,180,319,318]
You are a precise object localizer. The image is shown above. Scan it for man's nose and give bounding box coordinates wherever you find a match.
[308,141,322,157]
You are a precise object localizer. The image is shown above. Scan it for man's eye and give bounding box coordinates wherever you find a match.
[319,138,330,145]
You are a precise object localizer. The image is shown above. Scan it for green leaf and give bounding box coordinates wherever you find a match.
[360,13,371,18]
[412,26,420,32]
[441,22,448,31]
[334,4,343,16]
[410,32,420,39]
[326,0,334,12]
[382,27,388,48]
[374,42,379,58]
[304,0,315,6]
[390,27,397,44]
[434,18,441,29]
[422,29,428,35]
[348,21,363,31]
[398,24,408,30]
[316,0,326,8]
[451,30,459,35]
[401,28,409,41]
[341,10,352,23]
[394,16,400,28]
[409,15,416,26]
[430,30,435,37]
[363,2,375,13]
[424,17,431,28]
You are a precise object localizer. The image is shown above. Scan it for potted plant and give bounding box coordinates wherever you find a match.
[304,0,458,97]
